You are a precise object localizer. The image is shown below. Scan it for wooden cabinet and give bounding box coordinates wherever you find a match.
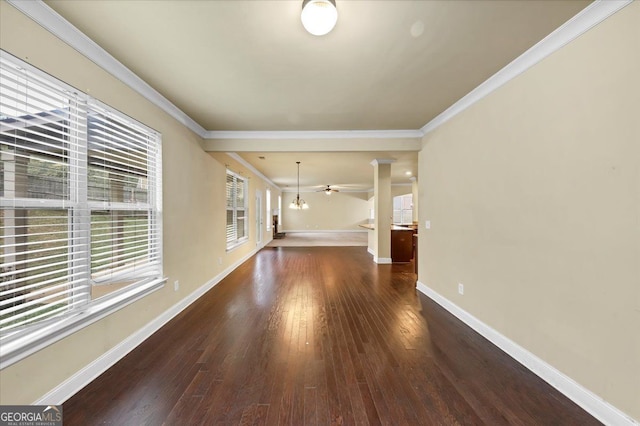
[391,228,414,263]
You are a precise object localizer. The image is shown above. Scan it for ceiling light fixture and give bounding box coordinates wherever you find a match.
[290,161,309,210]
[318,185,340,195]
[301,0,338,36]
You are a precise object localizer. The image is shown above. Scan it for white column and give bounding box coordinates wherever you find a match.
[371,159,394,264]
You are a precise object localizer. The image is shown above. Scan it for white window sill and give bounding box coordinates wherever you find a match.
[0,277,166,370]
[226,238,249,253]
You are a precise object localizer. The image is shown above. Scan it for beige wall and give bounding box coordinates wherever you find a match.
[281,191,369,231]
[411,179,418,223]
[391,185,413,198]
[0,2,274,404]
[418,2,639,420]
[366,184,413,201]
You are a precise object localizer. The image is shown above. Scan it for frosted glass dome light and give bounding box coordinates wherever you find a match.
[301,0,338,36]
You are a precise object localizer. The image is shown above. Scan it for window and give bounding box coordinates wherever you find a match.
[393,194,413,225]
[0,51,163,366]
[265,188,271,231]
[225,170,247,249]
[86,101,162,298]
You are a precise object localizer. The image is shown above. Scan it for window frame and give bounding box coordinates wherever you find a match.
[225,169,248,251]
[86,99,162,288]
[0,50,165,369]
[393,193,413,225]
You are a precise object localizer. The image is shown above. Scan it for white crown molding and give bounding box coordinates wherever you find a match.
[3,0,418,143]
[420,0,633,136]
[370,158,396,166]
[8,0,630,143]
[7,0,208,138]
[416,281,639,426]
[203,138,421,153]
[226,153,281,191]
[206,129,424,140]
[34,247,261,405]
[281,189,369,193]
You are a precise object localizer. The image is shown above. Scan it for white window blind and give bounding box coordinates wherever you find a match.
[0,55,89,332]
[226,170,247,249]
[87,102,161,287]
[0,51,162,344]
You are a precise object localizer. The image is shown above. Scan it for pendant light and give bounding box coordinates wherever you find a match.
[289,161,309,210]
[301,0,338,36]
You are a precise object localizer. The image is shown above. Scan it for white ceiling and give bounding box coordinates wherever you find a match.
[43,0,591,189]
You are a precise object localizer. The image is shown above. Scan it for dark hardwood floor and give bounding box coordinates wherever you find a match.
[63,246,600,425]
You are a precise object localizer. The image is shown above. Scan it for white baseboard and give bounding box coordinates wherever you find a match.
[283,229,367,233]
[34,247,260,405]
[367,247,375,256]
[374,257,392,264]
[415,281,638,426]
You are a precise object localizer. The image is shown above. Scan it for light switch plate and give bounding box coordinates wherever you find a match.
[425,220,431,229]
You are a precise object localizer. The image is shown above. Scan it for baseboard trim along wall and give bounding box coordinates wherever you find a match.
[415,281,638,426]
[34,247,261,405]
[283,229,367,233]
[374,257,392,264]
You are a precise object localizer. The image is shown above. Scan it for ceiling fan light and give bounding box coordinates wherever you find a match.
[325,189,332,195]
[301,0,338,36]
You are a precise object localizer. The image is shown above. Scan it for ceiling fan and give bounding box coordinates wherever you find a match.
[318,185,340,195]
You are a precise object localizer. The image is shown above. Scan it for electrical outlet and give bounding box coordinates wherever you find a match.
[174,280,179,292]
[458,283,464,295]
[218,257,222,265]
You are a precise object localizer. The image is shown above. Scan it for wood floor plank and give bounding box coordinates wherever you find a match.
[63,246,601,425]
[357,382,381,426]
